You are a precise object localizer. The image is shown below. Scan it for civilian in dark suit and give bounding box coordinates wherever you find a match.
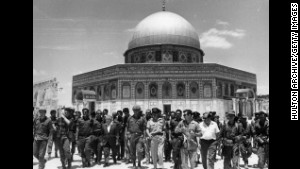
[100,114,120,167]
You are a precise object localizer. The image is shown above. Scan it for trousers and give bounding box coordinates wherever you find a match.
[222,145,239,169]
[57,136,71,167]
[257,144,269,169]
[200,139,217,169]
[129,134,144,164]
[33,139,48,169]
[171,137,183,169]
[151,135,165,168]
[180,148,197,169]
[47,132,58,155]
[144,137,152,163]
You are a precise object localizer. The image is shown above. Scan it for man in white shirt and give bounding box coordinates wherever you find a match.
[199,112,220,169]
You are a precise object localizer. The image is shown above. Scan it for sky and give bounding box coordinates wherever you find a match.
[33,0,269,107]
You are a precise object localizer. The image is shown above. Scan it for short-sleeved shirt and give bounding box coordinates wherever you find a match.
[147,118,165,134]
[199,121,220,140]
[127,115,146,134]
[34,117,52,140]
[175,120,201,142]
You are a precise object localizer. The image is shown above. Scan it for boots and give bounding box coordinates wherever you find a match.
[67,159,72,169]
[61,160,67,169]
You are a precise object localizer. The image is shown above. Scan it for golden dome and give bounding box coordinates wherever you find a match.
[128,11,200,50]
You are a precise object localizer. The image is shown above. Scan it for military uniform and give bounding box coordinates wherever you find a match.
[236,116,252,168]
[175,120,200,169]
[76,117,101,167]
[33,115,52,169]
[253,118,269,169]
[123,114,132,163]
[47,115,59,159]
[127,113,146,167]
[117,114,125,160]
[147,115,165,169]
[220,121,240,169]
[170,117,183,169]
[56,117,72,169]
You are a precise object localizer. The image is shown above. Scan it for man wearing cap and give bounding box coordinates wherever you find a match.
[56,108,72,169]
[47,110,59,160]
[253,111,269,169]
[146,108,165,169]
[99,114,119,167]
[126,105,147,169]
[237,115,252,169]
[220,110,240,169]
[144,109,152,164]
[175,109,202,169]
[199,112,220,169]
[169,110,183,169]
[33,109,53,169]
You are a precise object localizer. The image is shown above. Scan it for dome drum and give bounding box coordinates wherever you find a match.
[124,44,203,63]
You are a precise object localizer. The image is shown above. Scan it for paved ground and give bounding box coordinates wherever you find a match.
[33,151,267,169]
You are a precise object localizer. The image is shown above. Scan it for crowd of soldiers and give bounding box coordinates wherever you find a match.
[33,105,269,169]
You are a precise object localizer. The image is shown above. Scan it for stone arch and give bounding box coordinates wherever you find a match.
[122,82,131,99]
[189,81,199,99]
[203,83,212,98]
[104,84,110,100]
[135,82,145,99]
[149,82,158,99]
[176,82,185,98]
[225,83,229,96]
[97,85,102,100]
[217,82,223,98]
[111,83,117,99]
[162,81,172,99]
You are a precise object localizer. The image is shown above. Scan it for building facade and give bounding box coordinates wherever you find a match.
[72,11,256,121]
[33,78,59,116]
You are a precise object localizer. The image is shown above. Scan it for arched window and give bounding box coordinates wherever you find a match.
[217,82,222,98]
[111,84,117,99]
[162,82,172,99]
[176,82,185,98]
[203,84,212,98]
[122,82,131,99]
[189,81,199,99]
[135,82,145,99]
[225,84,229,96]
[97,85,102,100]
[149,82,158,99]
[104,85,110,100]
[34,91,38,101]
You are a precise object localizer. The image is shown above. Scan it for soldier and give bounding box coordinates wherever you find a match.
[175,109,202,169]
[146,108,165,169]
[164,111,172,162]
[56,108,72,169]
[100,114,120,167]
[251,112,260,154]
[220,110,240,169]
[33,109,53,169]
[123,107,132,164]
[47,110,59,160]
[212,115,222,162]
[253,111,269,169]
[237,115,252,169]
[144,109,152,164]
[115,110,125,160]
[68,108,77,162]
[169,110,183,169]
[126,105,146,169]
[199,112,220,169]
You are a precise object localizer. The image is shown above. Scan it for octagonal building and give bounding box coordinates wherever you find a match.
[72,11,256,120]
